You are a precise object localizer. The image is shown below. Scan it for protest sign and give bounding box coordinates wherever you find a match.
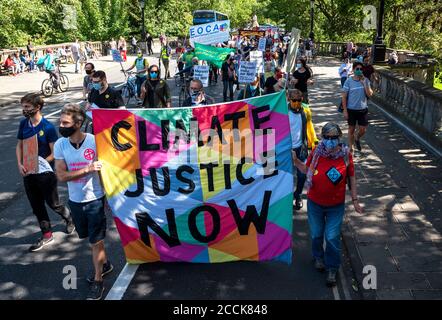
[111,49,123,62]
[22,134,38,174]
[258,38,267,52]
[284,28,301,75]
[238,30,266,38]
[189,20,230,47]
[193,65,210,87]
[93,91,293,264]
[250,50,264,74]
[238,61,257,83]
[194,43,235,69]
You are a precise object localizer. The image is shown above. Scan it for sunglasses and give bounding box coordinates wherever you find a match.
[355,68,363,70]
[150,70,158,73]
[323,136,339,140]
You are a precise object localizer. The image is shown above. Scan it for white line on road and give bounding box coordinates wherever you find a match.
[370,101,442,158]
[105,263,139,300]
[45,83,125,119]
[332,285,341,300]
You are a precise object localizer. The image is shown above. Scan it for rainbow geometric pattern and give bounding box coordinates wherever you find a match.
[92,91,293,264]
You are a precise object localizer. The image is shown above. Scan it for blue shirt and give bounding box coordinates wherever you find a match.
[342,77,371,111]
[17,117,58,160]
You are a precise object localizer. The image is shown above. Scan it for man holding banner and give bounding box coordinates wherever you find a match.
[182,79,214,107]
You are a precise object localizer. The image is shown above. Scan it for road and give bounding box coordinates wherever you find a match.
[0,54,358,300]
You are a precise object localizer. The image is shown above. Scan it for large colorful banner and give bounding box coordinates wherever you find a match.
[194,43,235,69]
[189,20,230,47]
[93,91,293,264]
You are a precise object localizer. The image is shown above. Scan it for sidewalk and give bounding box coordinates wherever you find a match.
[310,57,442,299]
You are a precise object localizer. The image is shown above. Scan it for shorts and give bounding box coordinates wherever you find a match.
[347,108,368,127]
[68,197,106,244]
[305,50,312,57]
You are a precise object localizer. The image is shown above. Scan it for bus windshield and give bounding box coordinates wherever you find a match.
[193,10,228,25]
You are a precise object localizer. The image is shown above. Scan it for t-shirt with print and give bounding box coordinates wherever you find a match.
[17,117,58,173]
[342,77,371,111]
[306,152,355,207]
[54,133,104,203]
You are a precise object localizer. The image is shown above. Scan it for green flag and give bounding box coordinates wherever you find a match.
[194,43,235,69]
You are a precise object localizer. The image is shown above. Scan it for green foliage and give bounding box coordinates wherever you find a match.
[0,0,440,62]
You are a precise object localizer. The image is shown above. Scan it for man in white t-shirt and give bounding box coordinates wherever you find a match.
[54,103,113,300]
[71,39,80,73]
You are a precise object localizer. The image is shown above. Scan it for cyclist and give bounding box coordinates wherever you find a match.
[176,57,199,78]
[39,48,61,92]
[124,49,149,99]
[140,65,171,108]
[86,70,124,109]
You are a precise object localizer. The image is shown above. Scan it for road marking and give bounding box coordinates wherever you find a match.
[45,83,125,119]
[105,263,139,300]
[370,101,442,158]
[332,285,341,300]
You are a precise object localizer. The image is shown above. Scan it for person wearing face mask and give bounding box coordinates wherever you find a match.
[290,57,313,103]
[16,93,74,253]
[264,62,278,94]
[288,89,318,210]
[222,55,236,102]
[124,50,149,98]
[54,103,113,300]
[182,79,214,107]
[86,70,124,109]
[342,61,373,153]
[140,65,171,108]
[293,122,363,287]
[237,76,264,100]
[83,62,95,101]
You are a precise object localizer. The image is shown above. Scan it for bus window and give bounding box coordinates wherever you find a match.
[193,10,215,25]
[217,13,228,21]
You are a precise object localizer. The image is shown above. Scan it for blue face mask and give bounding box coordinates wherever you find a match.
[296,63,302,69]
[92,82,102,91]
[323,138,339,150]
[250,85,257,90]
[150,72,158,79]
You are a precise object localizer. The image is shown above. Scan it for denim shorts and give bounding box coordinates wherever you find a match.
[68,197,106,244]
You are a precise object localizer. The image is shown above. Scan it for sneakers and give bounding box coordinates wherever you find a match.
[314,258,326,272]
[355,139,362,151]
[87,281,104,300]
[86,260,114,284]
[326,269,338,287]
[65,219,76,235]
[294,196,303,210]
[28,235,54,252]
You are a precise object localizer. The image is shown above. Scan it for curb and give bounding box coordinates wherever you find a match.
[341,214,377,300]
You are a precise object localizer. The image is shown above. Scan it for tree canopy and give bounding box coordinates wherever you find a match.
[0,0,440,60]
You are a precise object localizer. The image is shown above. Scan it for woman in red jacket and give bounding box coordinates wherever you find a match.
[293,122,363,287]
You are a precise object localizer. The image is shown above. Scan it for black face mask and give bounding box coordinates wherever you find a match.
[23,109,38,118]
[85,70,93,75]
[59,126,76,138]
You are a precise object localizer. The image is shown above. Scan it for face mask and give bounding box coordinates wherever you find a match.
[250,85,257,91]
[85,70,93,75]
[59,126,76,138]
[150,72,158,79]
[323,138,339,150]
[92,82,102,91]
[22,109,38,118]
[354,69,363,76]
[137,54,143,58]
[296,63,302,69]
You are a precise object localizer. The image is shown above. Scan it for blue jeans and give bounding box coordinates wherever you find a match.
[293,146,307,200]
[307,199,345,271]
[135,75,147,98]
[341,76,347,88]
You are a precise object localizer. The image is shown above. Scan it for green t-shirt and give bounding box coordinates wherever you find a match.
[183,52,195,68]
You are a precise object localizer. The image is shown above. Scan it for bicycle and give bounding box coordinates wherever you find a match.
[177,74,192,107]
[120,70,138,106]
[41,59,69,97]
